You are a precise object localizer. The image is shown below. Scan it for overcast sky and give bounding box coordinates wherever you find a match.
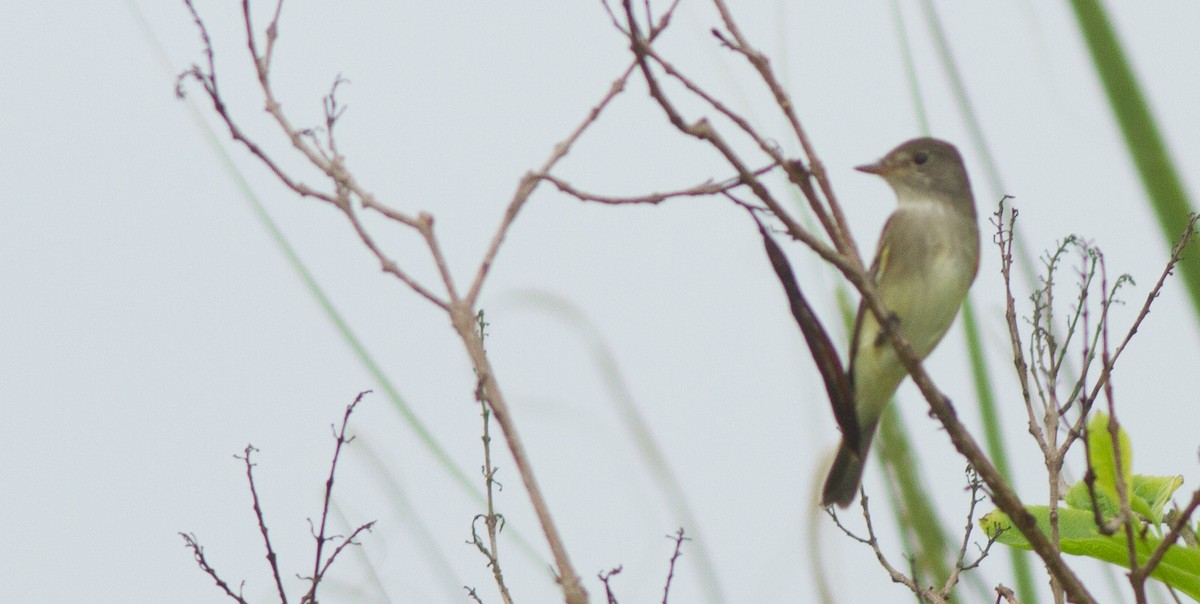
[3,2,1199,602]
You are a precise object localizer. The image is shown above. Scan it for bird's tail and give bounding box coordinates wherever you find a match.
[822,418,883,508]
[821,438,867,508]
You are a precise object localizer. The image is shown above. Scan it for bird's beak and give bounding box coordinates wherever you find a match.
[855,161,892,176]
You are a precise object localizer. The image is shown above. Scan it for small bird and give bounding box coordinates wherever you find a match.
[821,137,980,508]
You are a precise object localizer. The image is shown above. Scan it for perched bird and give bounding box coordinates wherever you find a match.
[821,137,980,508]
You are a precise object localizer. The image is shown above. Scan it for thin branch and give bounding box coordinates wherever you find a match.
[661,529,689,604]
[706,0,862,267]
[471,311,515,604]
[465,0,682,309]
[618,0,857,285]
[640,33,844,246]
[995,585,1019,603]
[826,495,947,603]
[301,391,374,603]
[1091,257,1147,603]
[178,2,339,208]
[308,520,376,603]
[180,533,251,604]
[540,163,779,206]
[237,445,290,603]
[177,1,449,310]
[599,566,623,604]
[935,467,997,599]
[450,302,587,603]
[1075,214,1200,425]
[1138,489,1200,581]
[342,209,451,309]
[995,200,1040,430]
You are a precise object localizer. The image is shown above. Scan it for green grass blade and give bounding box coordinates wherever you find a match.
[1068,0,1200,318]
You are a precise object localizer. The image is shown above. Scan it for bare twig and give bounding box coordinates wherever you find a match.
[235,445,290,602]
[183,396,376,603]
[1060,252,1129,457]
[936,467,997,599]
[825,495,946,603]
[827,467,993,602]
[450,304,587,602]
[1089,257,1148,603]
[469,311,514,604]
[1073,214,1200,433]
[994,584,1019,603]
[180,533,251,604]
[300,391,375,604]
[540,163,779,206]
[599,566,622,604]
[465,0,683,308]
[994,201,1043,450]
[661,529,689,604]
[181,2,703,599]
[1136,489,1200,586]
[177,1,449,310]
[706,0,862,267]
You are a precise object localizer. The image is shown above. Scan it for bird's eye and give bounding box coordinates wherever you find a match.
[913,151,929,165]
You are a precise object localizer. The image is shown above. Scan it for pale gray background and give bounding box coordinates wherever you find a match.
[2,1,1198,602]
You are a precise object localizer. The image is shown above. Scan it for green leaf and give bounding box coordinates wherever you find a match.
[1065,480,1119,518]
[1087,412,1133,505]
[1133,475,1185,526]
[982,507,1200,600]
[1072,415,1180,526]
